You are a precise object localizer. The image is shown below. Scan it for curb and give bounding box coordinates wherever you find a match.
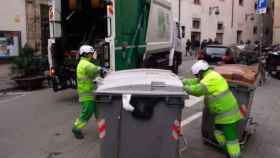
[0,80,17,93]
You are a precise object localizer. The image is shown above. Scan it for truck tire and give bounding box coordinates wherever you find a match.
[172,54,179,74]
[143,56,156,68]
[172,57,178,74]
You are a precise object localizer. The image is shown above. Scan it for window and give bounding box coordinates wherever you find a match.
[239,0,244,6]
[267,7,271,14]
[192,18,201,29]
[272,1,275,16]
[237,30,242,43]
[191,32,201,42]
[217,23,224,30]
[216,33,224,44]
[253,26,258,34]
[255,2,257,10]
[265,28,270,35]
[206,47,227,56]
[194,0,200,5]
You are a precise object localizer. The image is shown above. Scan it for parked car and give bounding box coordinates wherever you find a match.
[266,51,280,79]
[197,45,237,65]
[263,44,280,53]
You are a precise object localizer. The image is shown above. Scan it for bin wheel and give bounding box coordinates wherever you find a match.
[240,131,251,150]
[202,139,208,145]
[143,56,157,68]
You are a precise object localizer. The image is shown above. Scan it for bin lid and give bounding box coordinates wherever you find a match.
[95,69,187,96]
[214,64,259,87]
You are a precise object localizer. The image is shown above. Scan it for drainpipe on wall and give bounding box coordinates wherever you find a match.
[178,0,181,39]
[231,0,234,28]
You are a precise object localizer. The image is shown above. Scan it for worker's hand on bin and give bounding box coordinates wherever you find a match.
[93,77,103,89]
[182,78,199,86]
[183,85,192,94]
[100,67,109,78]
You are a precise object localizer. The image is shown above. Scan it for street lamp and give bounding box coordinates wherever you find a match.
[245,13,255,21]
[209,6,220,15]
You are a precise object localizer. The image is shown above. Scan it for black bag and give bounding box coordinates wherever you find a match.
[130,96,158,120]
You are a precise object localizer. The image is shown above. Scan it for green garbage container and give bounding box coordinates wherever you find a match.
[95,69,187,158]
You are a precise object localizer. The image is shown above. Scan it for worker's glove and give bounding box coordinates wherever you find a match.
[183,85,192,94]
[182,79,190,85]
[93,77,103,90]
[182,78,198,86]
[100,67,109,78]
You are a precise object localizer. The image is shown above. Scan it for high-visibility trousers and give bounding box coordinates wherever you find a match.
[214,122,241,158]
[73,100,99,130]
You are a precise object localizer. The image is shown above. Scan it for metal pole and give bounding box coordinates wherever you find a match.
[179,0,181,24]
[231,0,234,28]
[178,0,181,38]
[260,14,264,56]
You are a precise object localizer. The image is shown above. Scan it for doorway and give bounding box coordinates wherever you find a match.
[216,33,224,44]
[237,30,242,44]
[40,4,50,54]
[191,32,201,42]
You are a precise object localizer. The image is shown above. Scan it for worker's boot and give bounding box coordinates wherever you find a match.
[72,128,84,139]
[226,155,241,158]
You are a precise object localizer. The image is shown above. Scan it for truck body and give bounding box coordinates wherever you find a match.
[48,0,182,91]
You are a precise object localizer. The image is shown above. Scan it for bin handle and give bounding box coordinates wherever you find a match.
[151,81,166,90]
[95,95,112,103]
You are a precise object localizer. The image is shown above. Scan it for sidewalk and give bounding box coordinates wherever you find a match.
[0,64,16,92]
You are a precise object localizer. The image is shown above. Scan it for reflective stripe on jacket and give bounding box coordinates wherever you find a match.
[183,69,241,124]
[77,57,101,102]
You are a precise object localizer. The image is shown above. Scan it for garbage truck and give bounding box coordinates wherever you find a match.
[47,0,183,91]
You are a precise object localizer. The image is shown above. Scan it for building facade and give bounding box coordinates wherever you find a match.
[0,0,50,59]
[173,0,273,51]
[273,0,280,44]
[0,0,27,58]
[25,0,49,54]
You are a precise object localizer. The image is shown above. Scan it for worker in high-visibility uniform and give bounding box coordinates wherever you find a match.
[72,45,101,139]
[183,60,242,158]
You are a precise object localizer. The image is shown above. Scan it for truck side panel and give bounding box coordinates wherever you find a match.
[114,0,150,70]
[146,0,173,54]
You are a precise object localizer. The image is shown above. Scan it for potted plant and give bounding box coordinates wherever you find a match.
[9,44,47,90]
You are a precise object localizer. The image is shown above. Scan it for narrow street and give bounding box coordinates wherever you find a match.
[1,0,279,157]
[0,57,280,158]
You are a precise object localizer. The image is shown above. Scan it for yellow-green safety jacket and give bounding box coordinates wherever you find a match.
[183,69,241,124]
[76,57,101,102]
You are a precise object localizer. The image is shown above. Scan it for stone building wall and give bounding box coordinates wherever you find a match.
[25,0,49,53]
